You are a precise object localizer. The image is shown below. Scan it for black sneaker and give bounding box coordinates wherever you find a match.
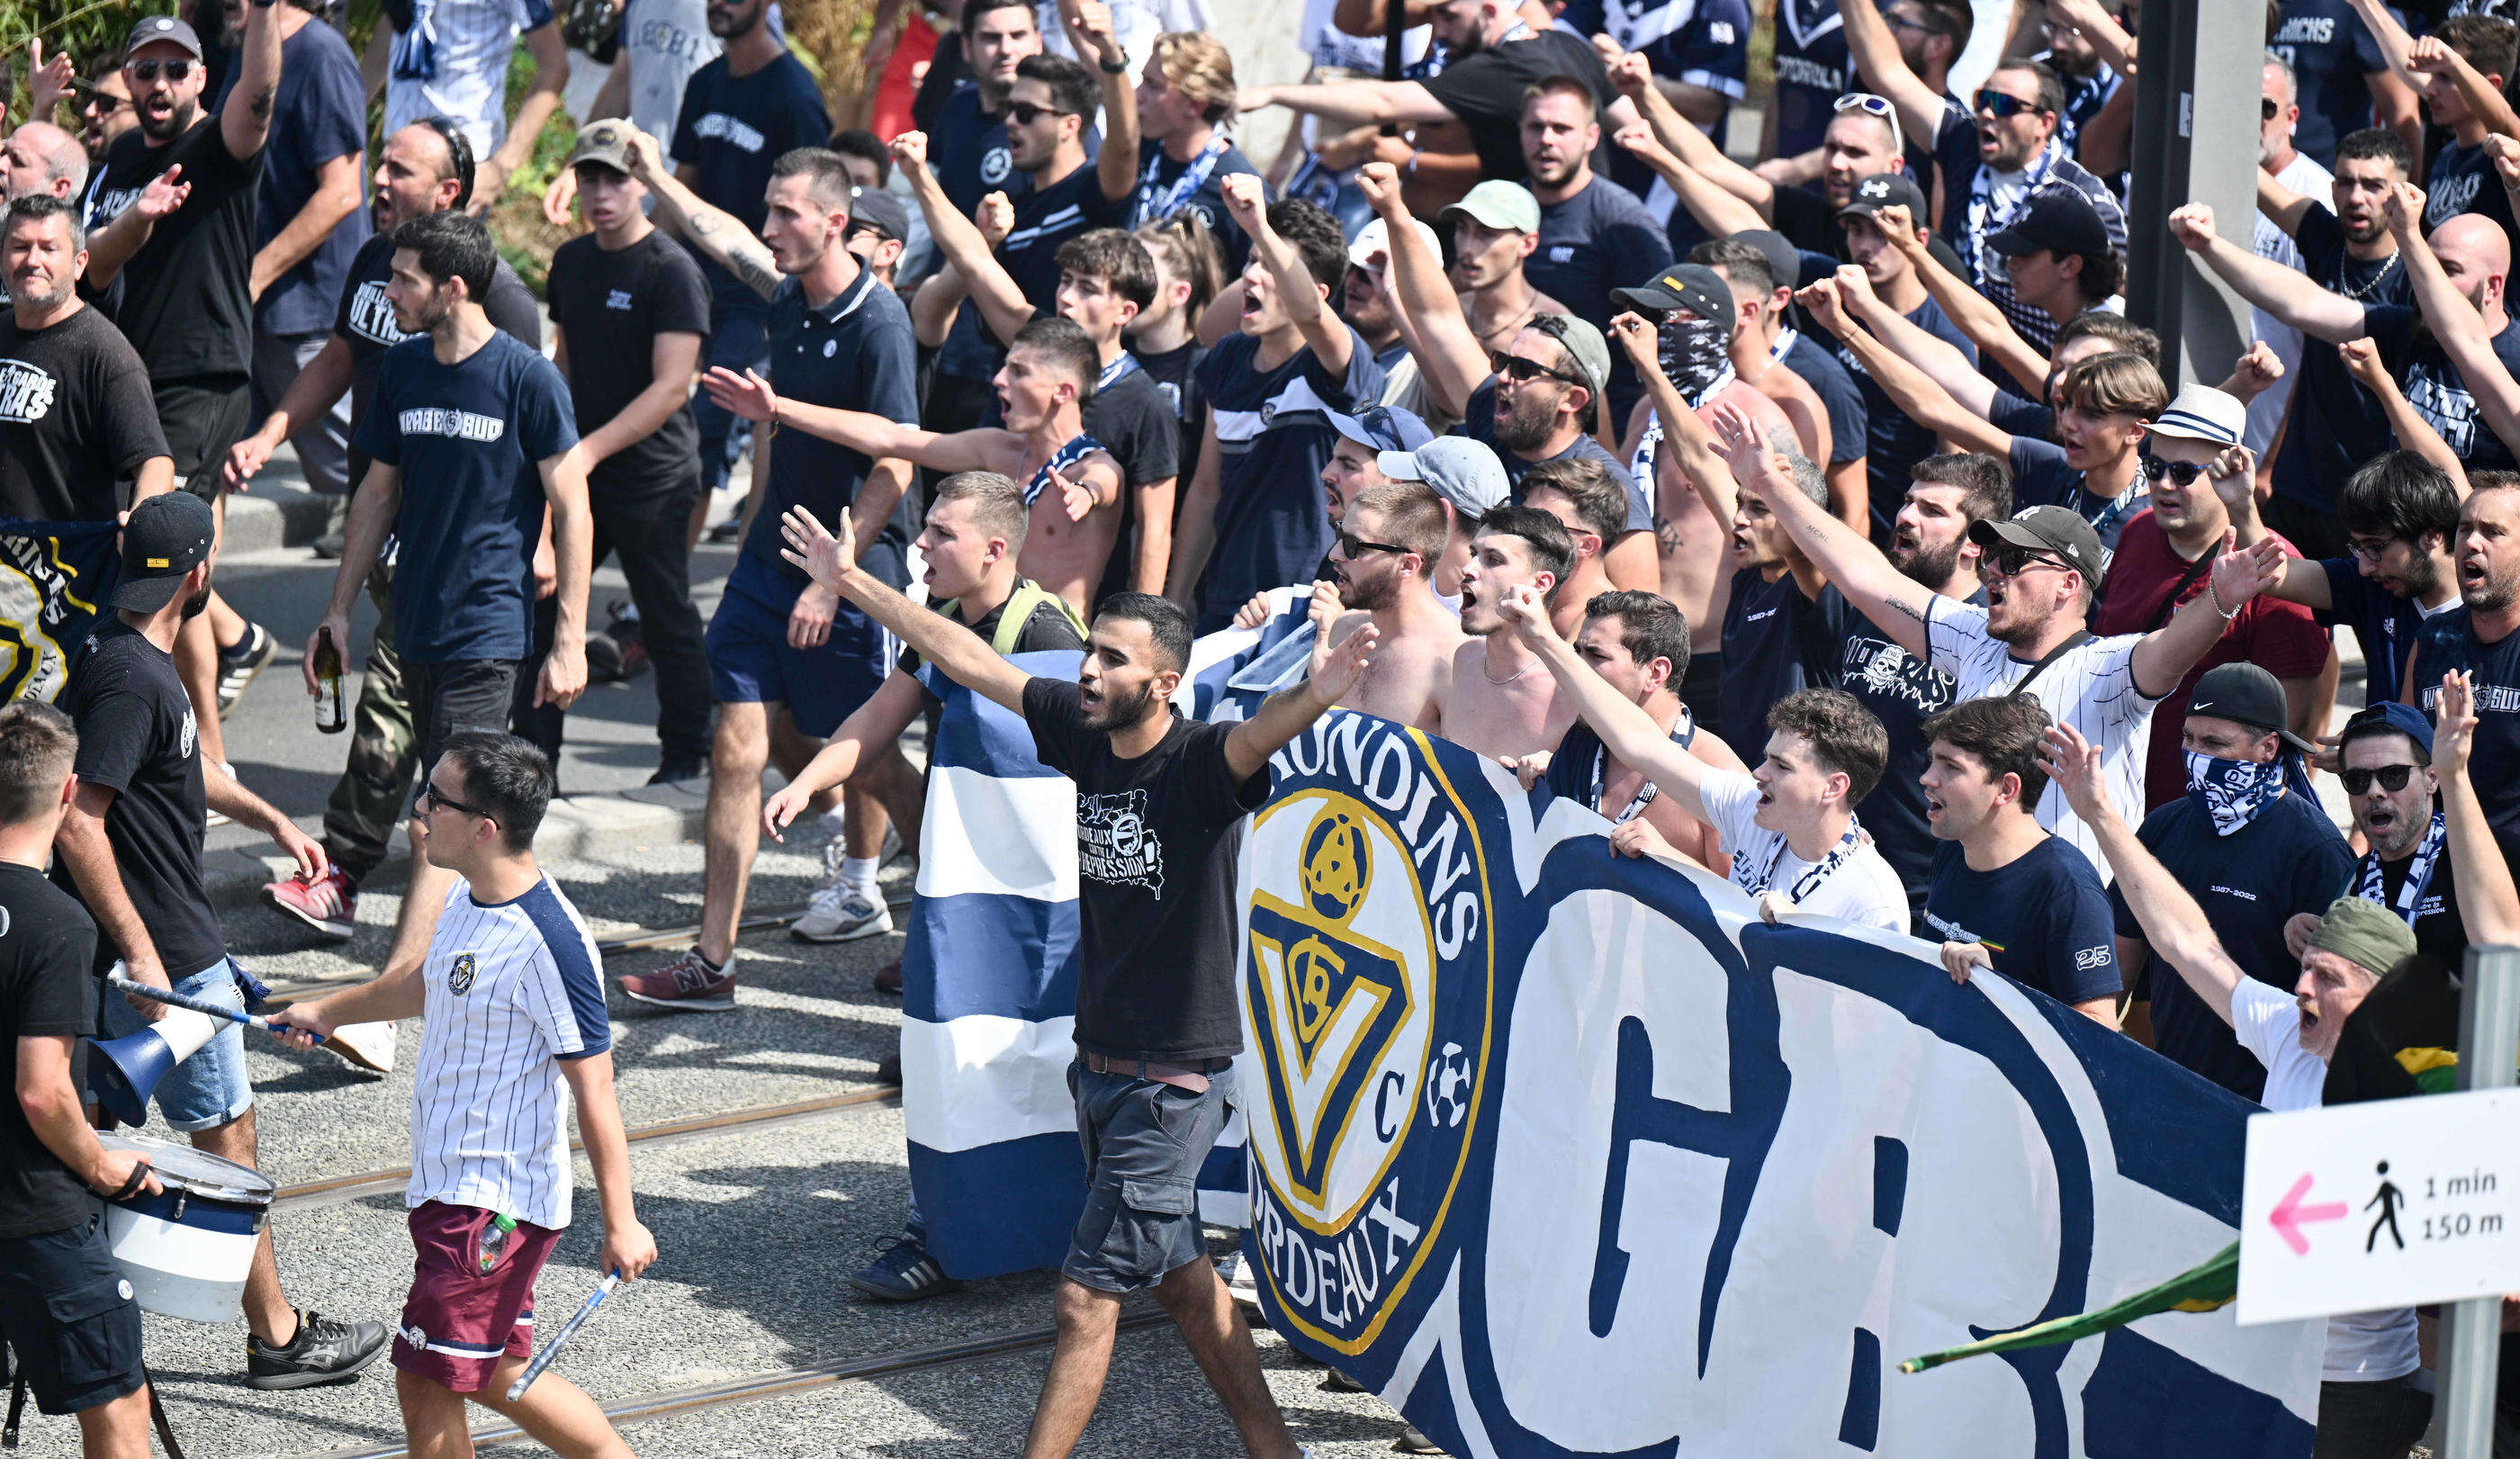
[1394,1427,1444,1454]
[648,758,706,786]
[310,529,347,561]
[215,621,276,716]
[706,512,744,544]
[848,1229,961,1301]
[245,1309,392,1390]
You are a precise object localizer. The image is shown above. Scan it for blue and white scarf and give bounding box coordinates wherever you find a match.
[2183,750,2285,837]
[1023,432,1106,508]
[1133,136,1230,229]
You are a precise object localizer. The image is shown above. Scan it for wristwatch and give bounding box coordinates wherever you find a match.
[1099,47,1130,75]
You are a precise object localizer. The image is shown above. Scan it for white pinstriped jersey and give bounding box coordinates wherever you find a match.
[406,877,610,1230]
[1924,599,2160,880]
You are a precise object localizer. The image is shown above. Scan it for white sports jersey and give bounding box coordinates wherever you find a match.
[1925,599,2158,878]
[386,0,555,157]
[1700,772,1910,933]
[407,877,610,1230]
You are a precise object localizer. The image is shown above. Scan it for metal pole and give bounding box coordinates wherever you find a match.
[2123,0,2256,389]
[2437,945,2520,1457]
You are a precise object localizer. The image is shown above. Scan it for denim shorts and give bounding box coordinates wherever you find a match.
[99,959,253,1132]
[0,1214,146,1416]
[1062,1060,1236,1293]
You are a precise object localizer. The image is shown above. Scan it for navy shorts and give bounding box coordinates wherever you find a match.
[1063,1060,1236,1293]
[706,553,892,738]
[0,1214,147,1416]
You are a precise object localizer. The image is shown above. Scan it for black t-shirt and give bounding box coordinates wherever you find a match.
[1021,677,1270,1061]
[83,117,264,382]
[2369,302,2520,473]
[1771,185,1843,270]
[1130,337,1208,486]
[1922,835,2121,1007]
[55,622,224,982]
[1085,361,1182,608]
[1837,294,1976,541]
[2416,609,2520,852]
[898,578,1088,688]
[1422,29,1619,183]
[0,304,168,520]
[546,230,712,500]
[1719,566,1847,753]
[2112,792,2354,1100]
[1779,330,1867,468]
[336,232,544,483]
[993,164,1133,347]
[2272,206,2407,514]
[1832,587,1970,903]
[2357,837,2468,975]
[0,864,100,1239]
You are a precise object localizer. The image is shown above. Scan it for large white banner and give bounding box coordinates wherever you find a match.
[1238,710,2324,1456]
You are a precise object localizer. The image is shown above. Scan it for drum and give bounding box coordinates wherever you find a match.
[96,1132,274,1325]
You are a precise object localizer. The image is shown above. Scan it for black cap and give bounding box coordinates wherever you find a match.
[124,14,205,59]
[1986,183,2112,261]
[1837,170,1929,224]
[1728,228,1801,290]
[2190,662,2320,754]
[1610,263,1734,338]
[850,188,910,244]
[1967,505,2106,587]
[115,491,214,614]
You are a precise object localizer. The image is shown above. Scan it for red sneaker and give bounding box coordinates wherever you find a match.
[618,950,737,1012]
[265,868,356,941]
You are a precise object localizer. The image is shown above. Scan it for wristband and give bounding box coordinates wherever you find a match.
[1099,48,1130,75]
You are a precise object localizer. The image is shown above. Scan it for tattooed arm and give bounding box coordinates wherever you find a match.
[622,129,785,302]
[220,0,285,160]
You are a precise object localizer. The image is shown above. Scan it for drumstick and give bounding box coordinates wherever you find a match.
[107,975,328,1044]
[505,1271,621,1402]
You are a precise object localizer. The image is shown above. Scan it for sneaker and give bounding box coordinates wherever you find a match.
[647,758,706,787]
[1321,1366,1364,1392]
[605,601,649,678]
[847,1229,962,1301]
[265,868,356,941]
[207,761,233,829]
[216,622,276,716]
[706,511,744,544]
[793,875,892,943]
[876,1050,902,1084]
[1224,1248,1261,1310]
[618,950,737,1012]
[1394,1427,1444,1454]
[873,959,903,995]
[326,1021,395,1076]
[245,1309,391,1390]
[310,529,347,561]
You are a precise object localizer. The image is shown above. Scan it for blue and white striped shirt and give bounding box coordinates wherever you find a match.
[406,877,610,1230]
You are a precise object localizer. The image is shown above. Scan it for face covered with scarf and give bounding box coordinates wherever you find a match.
[1659,311,1734,407]
[2182,713,2287,836]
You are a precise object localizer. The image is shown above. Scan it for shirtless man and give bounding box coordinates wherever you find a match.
[1445,503,1580,760]
[1521,458,1625,640]
[703,316,1123,613]
[1508,590,1744,873]
[1310,481,1469,731]
[1606,302,1791,732]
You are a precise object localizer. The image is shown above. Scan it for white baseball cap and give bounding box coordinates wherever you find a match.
[1348,216,1443,271]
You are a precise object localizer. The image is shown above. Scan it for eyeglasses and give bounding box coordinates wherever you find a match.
[2340,764,2422,795]
[1336,531,1409,559]
[2262,96,2282,122]
[417,780,497,823]
[1987,545,2073,578]
[1885,10,1932,32]
[127,59,196,83]
[2346,535,2398,563]
[1832,92,1906,157]
[2138,452,2210,486]
[1974,88,2048,119]
[1490,350,1588,390]
[1004,100,1076,126]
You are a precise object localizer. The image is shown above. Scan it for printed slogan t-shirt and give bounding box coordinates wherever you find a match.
[1022,677,1270,1062]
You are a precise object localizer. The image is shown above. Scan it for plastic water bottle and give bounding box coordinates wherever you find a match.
[480,1214,518,1273]
[313,627,346,734]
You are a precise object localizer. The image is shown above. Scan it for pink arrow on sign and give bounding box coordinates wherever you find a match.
[2269,1173,2351,1255]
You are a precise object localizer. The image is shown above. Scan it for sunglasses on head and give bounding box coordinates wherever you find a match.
[2138,452,2210,486]
[1004,100,1075,126]
[128,59,195,83]
[1490,350,1588,389]
[1336,530,1409,559]
[1832,92,1906,155]
[2340,763,2422,795]
[1974,88,2047,119]
[1988,545,2072,577]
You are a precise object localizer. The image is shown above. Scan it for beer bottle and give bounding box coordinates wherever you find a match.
[313,627,347,734]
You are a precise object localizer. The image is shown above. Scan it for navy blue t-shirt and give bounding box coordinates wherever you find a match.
[1988,388,2054,442]
[237,20,371,337]
[1529,174,1673,421]
[1780,329,1867,468]
[2320,556,2439,707]
[2272,206,2407,514]
[1922,835,2121,1007]
[1132,140,1264,272]
[356,331,578,662]
[1832,586,1973,907]
[2369,302,2520,473]
[1718,567,1847,751]
[2268,0,2401,167]
[742,268,921,592]
[1192,326,1382,630]
[2423,134,2520,242]
[990,160,1134,347]
[932,82,1028,221]
[2415,607,2520,851]
[2008,437,2147,551]
[1838,295,1976,541]
[671,50,831,294]
[1768,0,1850,164]
[2111,791,2354,1100]
[1463,379,1652,530]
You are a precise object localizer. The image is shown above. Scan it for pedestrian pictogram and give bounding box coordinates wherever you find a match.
[2365,1162,2406,1253]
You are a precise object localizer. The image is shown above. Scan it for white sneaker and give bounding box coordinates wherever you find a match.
[1223,1248,1262,1310]
[792,886,893,942]
[208,761,233,828]
[327,1021,396,1076]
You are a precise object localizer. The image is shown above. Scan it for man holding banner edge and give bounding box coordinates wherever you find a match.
[780,499,1367,1459]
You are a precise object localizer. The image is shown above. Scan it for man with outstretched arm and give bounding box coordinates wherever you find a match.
[780,500,1367,1459]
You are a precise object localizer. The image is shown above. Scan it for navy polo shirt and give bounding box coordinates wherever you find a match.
[743,267,922,593]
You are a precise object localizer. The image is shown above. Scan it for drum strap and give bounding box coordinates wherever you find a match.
[147,1367,186,1459]
[5,1361,27,1447]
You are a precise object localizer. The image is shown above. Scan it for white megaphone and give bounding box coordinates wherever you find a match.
[88,968,222,1127]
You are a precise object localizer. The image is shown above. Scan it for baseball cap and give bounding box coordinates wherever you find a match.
[2311,896,2420,981]
[115,491,214,614]
[1324,403,1435,455]
[1610,264,1735,338]
[1348,216,1442,270]
[849,189,911,244]
[1379,437,1510,517]
[2336,699,2435,760]
[1532,313,1613,401]
[2146,383,2247,448]
[1440,180,1542,236]
[1967,504,2106,585]
[566,119,636,175]
[1838,171,1930,224]
[1985,184,2112,260]
[2187,662,2318,755]
[1728,228,1801,290]
[124,14,204,59]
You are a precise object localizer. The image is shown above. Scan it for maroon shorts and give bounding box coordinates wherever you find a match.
[391,1202,562,1392]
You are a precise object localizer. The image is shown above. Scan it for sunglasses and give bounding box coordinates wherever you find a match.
[2138,452,2210,486]
[1490,350,1588,389]
[2262,96,2281,122]
[1987,545,2073,578]
[1004,100,1076,126]
[1336,531,1409,559]
[2340,764,2422,795]
[1974,88,2048,119]
[128,59,196,83]
[417,780,497,822]
[1833,92,1906,155]
[1885,10,1932,32]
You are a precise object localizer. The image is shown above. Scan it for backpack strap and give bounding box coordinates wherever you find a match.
[989,581,1087,656]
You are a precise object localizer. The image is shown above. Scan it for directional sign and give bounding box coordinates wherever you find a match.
[2238,1088,2520,1325]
